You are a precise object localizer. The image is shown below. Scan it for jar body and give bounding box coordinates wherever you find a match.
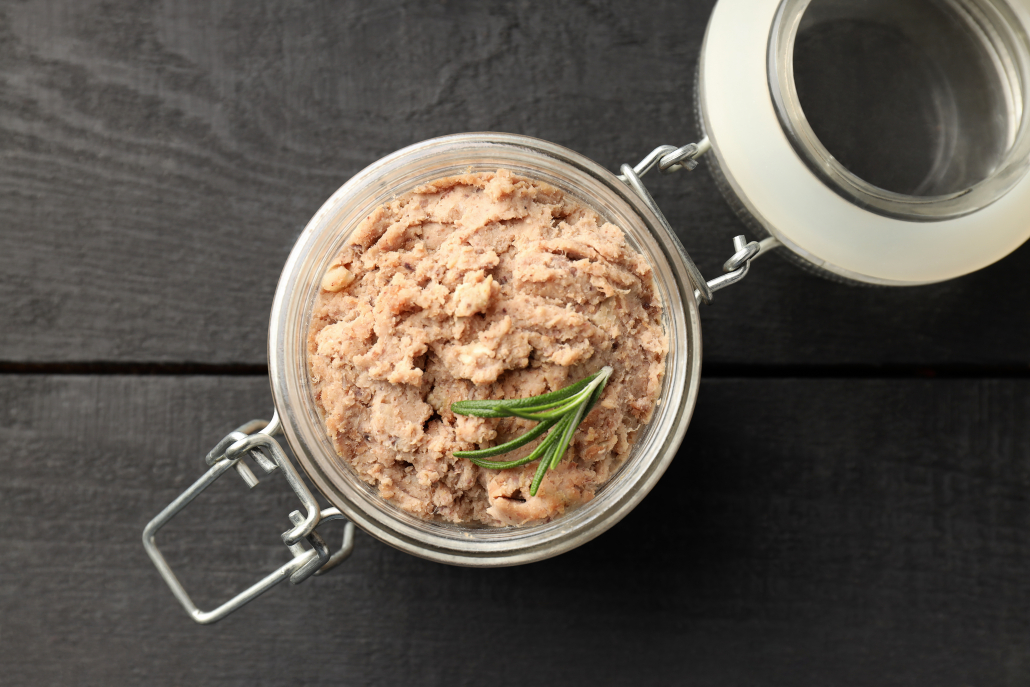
[267,133,702,566]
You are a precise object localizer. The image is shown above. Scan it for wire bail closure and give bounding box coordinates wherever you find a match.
[617,139,778,304]
[142,414,355,624]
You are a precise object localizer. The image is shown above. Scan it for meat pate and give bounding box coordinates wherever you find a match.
[308,170,667,527]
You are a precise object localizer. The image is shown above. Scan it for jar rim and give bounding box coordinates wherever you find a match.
[267,133,703,566]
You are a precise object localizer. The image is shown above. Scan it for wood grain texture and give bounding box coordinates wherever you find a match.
[2,0,1030,366]
[3,375,1030,686]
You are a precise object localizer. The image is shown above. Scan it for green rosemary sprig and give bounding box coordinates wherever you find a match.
[452,366,613,496]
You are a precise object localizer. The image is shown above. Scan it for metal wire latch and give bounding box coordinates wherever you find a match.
[618,138,779,304]
[142,413,355,624]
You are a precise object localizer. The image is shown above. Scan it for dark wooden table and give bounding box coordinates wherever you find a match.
[4,1,1030,685]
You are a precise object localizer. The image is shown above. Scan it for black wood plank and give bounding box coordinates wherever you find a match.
[3,374,1030,685]
[1,0,1029,367]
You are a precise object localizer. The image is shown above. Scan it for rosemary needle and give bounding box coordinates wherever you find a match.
[451,366,612,496]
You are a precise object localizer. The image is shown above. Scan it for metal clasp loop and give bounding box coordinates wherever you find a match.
[706,235,760,294]
[142,414,355,624]
[617,138,778,304]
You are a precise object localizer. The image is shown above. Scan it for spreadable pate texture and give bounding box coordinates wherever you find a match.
[308,170,667,526]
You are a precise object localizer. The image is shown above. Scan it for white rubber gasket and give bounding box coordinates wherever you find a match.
[699,0,1030,285]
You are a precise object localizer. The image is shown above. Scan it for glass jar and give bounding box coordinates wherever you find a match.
[269,133,702,566]
[144,132,726,624]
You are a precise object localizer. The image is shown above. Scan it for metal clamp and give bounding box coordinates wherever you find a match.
[618,138,778,304]
[142,414,355,624]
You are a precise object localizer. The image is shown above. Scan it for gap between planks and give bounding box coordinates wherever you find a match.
[1,361,1029,379]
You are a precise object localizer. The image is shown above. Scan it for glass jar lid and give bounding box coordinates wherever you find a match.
[699,0,1030,285]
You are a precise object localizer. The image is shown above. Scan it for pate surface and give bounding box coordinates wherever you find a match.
[308,170,667,526]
